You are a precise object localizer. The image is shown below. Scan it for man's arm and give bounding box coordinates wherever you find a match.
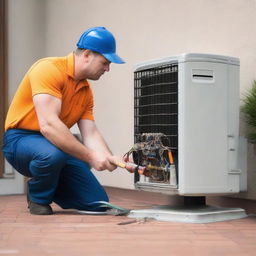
[33,93,114,171]
[78,119,112,157]
[78,119,135,172]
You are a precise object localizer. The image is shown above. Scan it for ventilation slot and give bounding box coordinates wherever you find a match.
[134,64,178,150]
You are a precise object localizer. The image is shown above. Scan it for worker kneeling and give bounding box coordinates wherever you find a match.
[2,27,134,215]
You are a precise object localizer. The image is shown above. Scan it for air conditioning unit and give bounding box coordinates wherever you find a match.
[134,53,244,196]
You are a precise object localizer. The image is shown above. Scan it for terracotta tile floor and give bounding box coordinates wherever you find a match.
[1,187,256,256]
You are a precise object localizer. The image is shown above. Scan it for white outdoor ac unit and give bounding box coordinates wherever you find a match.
[134,53,246,196]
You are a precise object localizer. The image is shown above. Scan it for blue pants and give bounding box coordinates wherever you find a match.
[2,129,109,211]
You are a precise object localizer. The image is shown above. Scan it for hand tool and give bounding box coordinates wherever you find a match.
[113,161,146,174]
[113,161,170,175]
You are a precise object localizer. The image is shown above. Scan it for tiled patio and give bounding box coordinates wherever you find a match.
[1,187,256,256]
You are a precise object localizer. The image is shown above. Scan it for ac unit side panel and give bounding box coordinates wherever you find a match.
[227,65,240,191]
[178,61,232,195]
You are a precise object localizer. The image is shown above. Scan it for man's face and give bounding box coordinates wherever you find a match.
[83,51,111,80]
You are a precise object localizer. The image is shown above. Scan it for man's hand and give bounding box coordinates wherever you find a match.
[87,152,137,173]
[87,151,116,171]
[107,155,136,173]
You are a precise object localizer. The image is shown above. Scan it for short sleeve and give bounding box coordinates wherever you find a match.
[29,60,64,98]
[80,87,94,121]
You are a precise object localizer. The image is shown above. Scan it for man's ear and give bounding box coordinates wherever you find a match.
[83,49,93,62]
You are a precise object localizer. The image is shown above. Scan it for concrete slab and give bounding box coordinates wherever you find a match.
[128,205,248,223]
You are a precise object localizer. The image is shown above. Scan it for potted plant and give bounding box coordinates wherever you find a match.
[241,80,256,143]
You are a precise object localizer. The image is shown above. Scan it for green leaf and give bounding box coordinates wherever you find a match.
[241,80,256,141]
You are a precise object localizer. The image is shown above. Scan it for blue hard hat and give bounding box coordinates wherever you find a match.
[76,27,125,64]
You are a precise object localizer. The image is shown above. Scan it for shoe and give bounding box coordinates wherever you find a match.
[28,201,53,215]
[27,191,53,215]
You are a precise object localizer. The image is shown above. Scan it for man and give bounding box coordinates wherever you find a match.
[2,27,134,215]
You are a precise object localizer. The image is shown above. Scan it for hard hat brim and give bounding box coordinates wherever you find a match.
[102,53,125,64]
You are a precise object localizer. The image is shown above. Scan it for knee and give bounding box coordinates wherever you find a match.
[32,147,67,169]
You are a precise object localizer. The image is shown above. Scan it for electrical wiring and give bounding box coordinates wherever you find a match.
[124,133,175,183]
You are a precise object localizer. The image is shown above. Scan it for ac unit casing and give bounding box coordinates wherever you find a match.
[134,53,242,196]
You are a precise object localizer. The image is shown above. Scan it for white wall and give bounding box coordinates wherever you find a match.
[8,0,46,101]
[7,0,256,197]
[2,0,46,195]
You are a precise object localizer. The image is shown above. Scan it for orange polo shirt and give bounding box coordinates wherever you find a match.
[5,52,94,131]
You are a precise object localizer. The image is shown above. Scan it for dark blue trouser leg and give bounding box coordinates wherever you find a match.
[2,129,109,210]
[53,157,109,211]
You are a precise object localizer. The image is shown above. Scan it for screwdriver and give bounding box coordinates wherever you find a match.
[114,161,167,175]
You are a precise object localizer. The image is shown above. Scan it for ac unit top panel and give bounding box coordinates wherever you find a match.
[134,53,240,72]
